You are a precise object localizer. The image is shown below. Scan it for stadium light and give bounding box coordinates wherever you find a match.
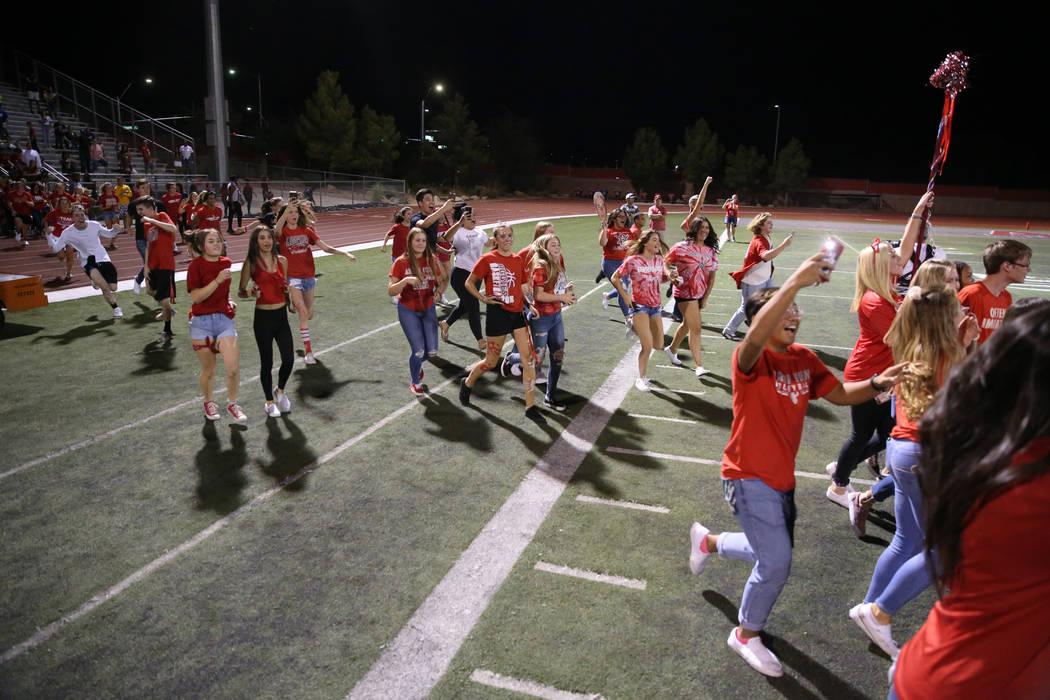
[421,83,445,157]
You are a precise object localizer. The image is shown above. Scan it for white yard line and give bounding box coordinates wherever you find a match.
[469,669,607,700]
[533,561,646,591]
[347,342,640,700]
[626,413,698,425]
[0,376,458,665]
[575,494,669,514]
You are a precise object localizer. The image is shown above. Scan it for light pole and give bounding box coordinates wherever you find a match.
[227,68,263,126]
[420,83,443,158]
[115,77,152,132]
[772,104,782,168]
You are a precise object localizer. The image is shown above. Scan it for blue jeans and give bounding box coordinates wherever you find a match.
[864,438,931,614]
[134,239,147,284]
[718,478,796,631]
[602,258,631,318]
[724,276,776,335]
[508,311,565,400]
[397,302,438,385]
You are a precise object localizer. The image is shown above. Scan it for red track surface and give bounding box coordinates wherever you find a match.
[1,198,1044,287]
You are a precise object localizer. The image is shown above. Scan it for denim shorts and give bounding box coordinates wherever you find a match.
[288,276,317,292]
[632,303,662,318]
[189,312,237,342]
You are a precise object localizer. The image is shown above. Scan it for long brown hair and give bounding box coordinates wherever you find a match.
[627,229,669,257]
[401,227,443,283]
[531,233,563,288]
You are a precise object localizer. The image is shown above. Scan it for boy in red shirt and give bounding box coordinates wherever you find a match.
[957,239,1032,343]
[687,252,907,678]
[139,198,179,342]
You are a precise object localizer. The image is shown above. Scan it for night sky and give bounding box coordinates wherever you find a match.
[5,2,1044,189]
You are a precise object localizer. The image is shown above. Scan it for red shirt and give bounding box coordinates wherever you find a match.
[471,250,528,313]
[280,225,320,279]
[7,188,34,216]
[387,223,410,259]
[723,200,740,217]
[48,191,70,208]
[722,344,839,491]
[390,255,440,311]
[145,212,175,270]
[251,258,287,306]
[533,260,568,316]
[894,451,1050,699]
[196,204,223,230]
[843,290,898,382]
[616,254,667,307]
[647,204,667,231]
[602,227,637,261]
[161,193,183,221]
[45,210,74,237]
[729,233,772,288]
[666,241,718,299]
[99,193,118,211]
[187,256,235,318]
[958,282,1011,344]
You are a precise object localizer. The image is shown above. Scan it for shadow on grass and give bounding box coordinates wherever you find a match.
[293,360,353,421]
[194,422,249,514]
[123,301,164,327]
[257,416,315,491]
[0,321,43,339]
[31,317,118,345]
[702,590,871,700]
[649,383,734,428]
[813,348,848,373]
[805,402,838,422]
[421,392,493,453]
[133,336,177,374]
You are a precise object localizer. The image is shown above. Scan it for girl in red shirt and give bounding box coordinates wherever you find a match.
[664,214,720,377]
[186,229,246,423]
[381,206,413,261]
[892,304,1050,700]
[275,201,356,364]
[598,209,638,329]
[723,213,794,339]
[239,226,294,417]
[849,283,978,661]
[44,196,76,281]
[459,224,543,421]
[388,227,445,395]
[611,230,673,392]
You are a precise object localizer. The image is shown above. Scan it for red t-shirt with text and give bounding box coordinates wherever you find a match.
[390,255,440,311]
[616,254,666,307]
[602,227,637,261]
[722,344,839,490]
[145,212,175,270]
[196,204,223,230]
[666,241,718,299]
[45,210,74,237]
[280,225,320,279]
[6,189,33,216]
[471,250,528,312]
[958,282,1011,344]
[161,193,183,221]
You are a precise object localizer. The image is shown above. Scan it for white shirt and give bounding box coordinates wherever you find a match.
[179,144,194,160]
[21,148,42,169]
[48,221,118,267]
[741,234,774,285]
[452,227,488,271]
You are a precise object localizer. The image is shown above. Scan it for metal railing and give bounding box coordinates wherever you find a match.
[6,48,194,161]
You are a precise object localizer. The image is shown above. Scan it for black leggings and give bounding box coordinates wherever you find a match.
[227,201,243,230]
[832,397,894,487]
[445,267,483,340]
[254,306,294,400]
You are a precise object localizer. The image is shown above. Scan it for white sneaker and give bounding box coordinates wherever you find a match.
[602,293,610,310]
[390,294,398,305]
[826,483,854,508]
[695,365,711,377]
[134,279,142,294]
[634,376,651,392]
[727,628,784,677]
[625,317,635,338]
[226,402,248,423]
[534,368,547,385]
[825,461,837,477]
[304,352,317,365]
[155,307,177,321]
[664,347,682,365]
[275,391,291,413]
[849,603,899,659]
[264,402,281,418]
[689,522,711,575]
[112,307,124,319]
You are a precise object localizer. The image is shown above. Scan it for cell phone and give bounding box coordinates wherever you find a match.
[821,236,845,268]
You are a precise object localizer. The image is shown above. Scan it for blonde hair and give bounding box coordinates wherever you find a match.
[531,233,563,288]
[747,212,773,236]
[852,241,898,311]
[533,221,554,240]
[910,258,954,289]
[884,285,965,420]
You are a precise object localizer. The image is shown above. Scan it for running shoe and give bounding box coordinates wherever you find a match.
[695,366,711,377]
[665,347,683,365]
[826,483,855,508]
[112,307,124,319]
[203,401,221,421]
[134,279,142,294]
[862,453,882,479]
[304,352,317,365]
[409,382,425,396]
[458,377,472,406]
[226,402,248,423]
[157,330,174,343]
[543,397,566,411]
[721,328,739,341]
[849,603,899,659]
[602,293,610,310]
[275,391,292,413]
[825,461,838,477]
[155,307,177,321]
[625,317,635,338]
[848,491,872,537]
[499,353,514,377]
[594,268,605,284]
[634,376,651,392]
[689,522,711,575]
[534,367,547,385]
[264,402,281,418]
[727,628,784,678]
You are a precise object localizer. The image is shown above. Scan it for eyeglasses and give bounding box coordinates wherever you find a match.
[784,304,803,317]
[1009,260,1031,269]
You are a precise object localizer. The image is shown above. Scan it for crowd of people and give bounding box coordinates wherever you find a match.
[3,173,1047,697]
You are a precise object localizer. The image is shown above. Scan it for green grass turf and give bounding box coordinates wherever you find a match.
[1,214,1048,697]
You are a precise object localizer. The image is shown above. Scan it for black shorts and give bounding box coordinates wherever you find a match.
[149,269,176,302]
[485,304,528,338]
[83,256,118,285]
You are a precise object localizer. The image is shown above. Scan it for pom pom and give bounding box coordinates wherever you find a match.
[929,51,970,99]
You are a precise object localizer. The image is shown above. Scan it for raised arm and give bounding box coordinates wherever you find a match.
[315,238,356,261]
[681,176,714,231]
[897,190,936,262]
[418,197,455,230]
[760,233,794,262]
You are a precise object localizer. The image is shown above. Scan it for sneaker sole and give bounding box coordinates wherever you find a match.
[849,604,899,659]
[688,523,710,575]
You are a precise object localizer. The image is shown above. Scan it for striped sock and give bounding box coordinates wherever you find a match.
[300,328,312,354]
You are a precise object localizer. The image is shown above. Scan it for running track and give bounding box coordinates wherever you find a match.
[1,197,1044,286]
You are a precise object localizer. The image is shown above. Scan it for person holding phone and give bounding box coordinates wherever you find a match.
[722,213,793,340]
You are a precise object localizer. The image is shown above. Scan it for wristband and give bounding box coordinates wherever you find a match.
[870,375,885,392]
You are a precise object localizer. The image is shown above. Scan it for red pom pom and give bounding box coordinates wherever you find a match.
[930,51,970,99]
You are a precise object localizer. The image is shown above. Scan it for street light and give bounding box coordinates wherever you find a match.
[116,77,153,134]
[420,83,444,157]
[227,67,263,126]
[772,104,782,168]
